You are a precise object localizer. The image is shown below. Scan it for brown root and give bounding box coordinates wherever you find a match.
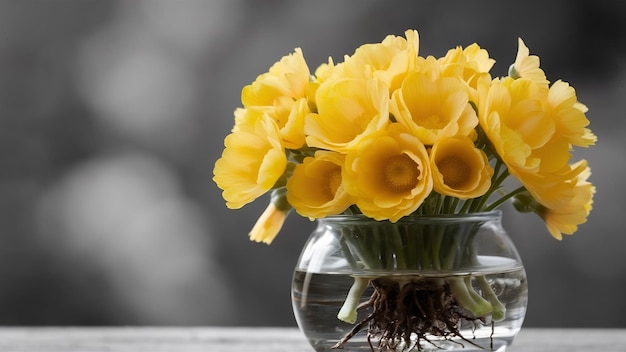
[333,277,488,351]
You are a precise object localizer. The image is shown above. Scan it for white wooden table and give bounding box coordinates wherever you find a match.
[0,327,623,351]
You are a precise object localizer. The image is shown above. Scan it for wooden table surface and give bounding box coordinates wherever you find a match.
[0,327,623,351]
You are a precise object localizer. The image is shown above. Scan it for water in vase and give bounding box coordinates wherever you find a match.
[292,258,527,352]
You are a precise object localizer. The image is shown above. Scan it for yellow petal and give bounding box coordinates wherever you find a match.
[510,38,548,86]
[249,201,291,244]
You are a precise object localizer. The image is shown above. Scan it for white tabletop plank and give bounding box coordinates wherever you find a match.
[0,327,623,351]
[510,328,626,352]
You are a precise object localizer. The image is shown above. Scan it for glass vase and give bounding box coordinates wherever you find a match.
[291,211,527,352]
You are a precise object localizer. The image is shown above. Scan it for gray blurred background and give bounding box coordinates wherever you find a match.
[0,0,624,327]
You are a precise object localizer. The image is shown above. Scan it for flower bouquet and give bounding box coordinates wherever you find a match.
[213,30,595,351]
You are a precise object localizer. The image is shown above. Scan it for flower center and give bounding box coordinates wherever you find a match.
[437,156,470,188]
[327,168,343,198]
[383,154,420,192]
[419,114,445,130]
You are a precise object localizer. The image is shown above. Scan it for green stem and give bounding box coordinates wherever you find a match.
[403,224,417,269]
[338,235,359,269]
[448,277,493,317]
[378,229,396,270]
[485,185,526,211]
[418,228,432,269]
[434,194,443,214]
[471,162,509,212]
[431,226,444,270]
[347,227,376,269]
[458,198,473,214]
[337,276,370,324]
[448,197,460,214]
[442,231,459,269]
[458,224,478,267]
[390,226,407,269]
[477,276,506,321]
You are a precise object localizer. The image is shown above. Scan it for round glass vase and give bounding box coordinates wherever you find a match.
[291,211,527,352]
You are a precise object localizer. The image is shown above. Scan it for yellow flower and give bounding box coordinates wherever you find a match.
[413,55,443,81]
[479,74,596,211]
[391,73,478,145]
[234,104,307,149]
[524,81,596,175]
[541,161,595,240]
[511,155,584,207]
[249,198,291,245]
[513,161,594,240]
[305,57,336,112]
[240,48,311,149]
[545,80,597,149]
[478,77,564,207]
[430,136,492,199]
[508,38,549,86]
[478,77,552,173]
[343,124,432,222]
[273,97,309,149]
[328,29,419,93]
[242,48,310,107]
[287,151,353,219]
[439,43,495,89]
[312,57,336,84]
[213,111,287,209]
[305,77,389,152]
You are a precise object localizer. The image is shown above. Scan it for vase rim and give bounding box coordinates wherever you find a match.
[319,210,502,224]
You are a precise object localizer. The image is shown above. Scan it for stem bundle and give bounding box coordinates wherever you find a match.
[333,215,505,351]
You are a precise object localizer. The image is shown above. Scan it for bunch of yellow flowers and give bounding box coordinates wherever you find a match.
[213,30,596,244]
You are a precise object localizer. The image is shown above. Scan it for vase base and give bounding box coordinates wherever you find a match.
[306,334,512,352]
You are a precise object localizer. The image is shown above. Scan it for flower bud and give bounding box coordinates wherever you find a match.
[249,188,292,244]
[512,191,543,214]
